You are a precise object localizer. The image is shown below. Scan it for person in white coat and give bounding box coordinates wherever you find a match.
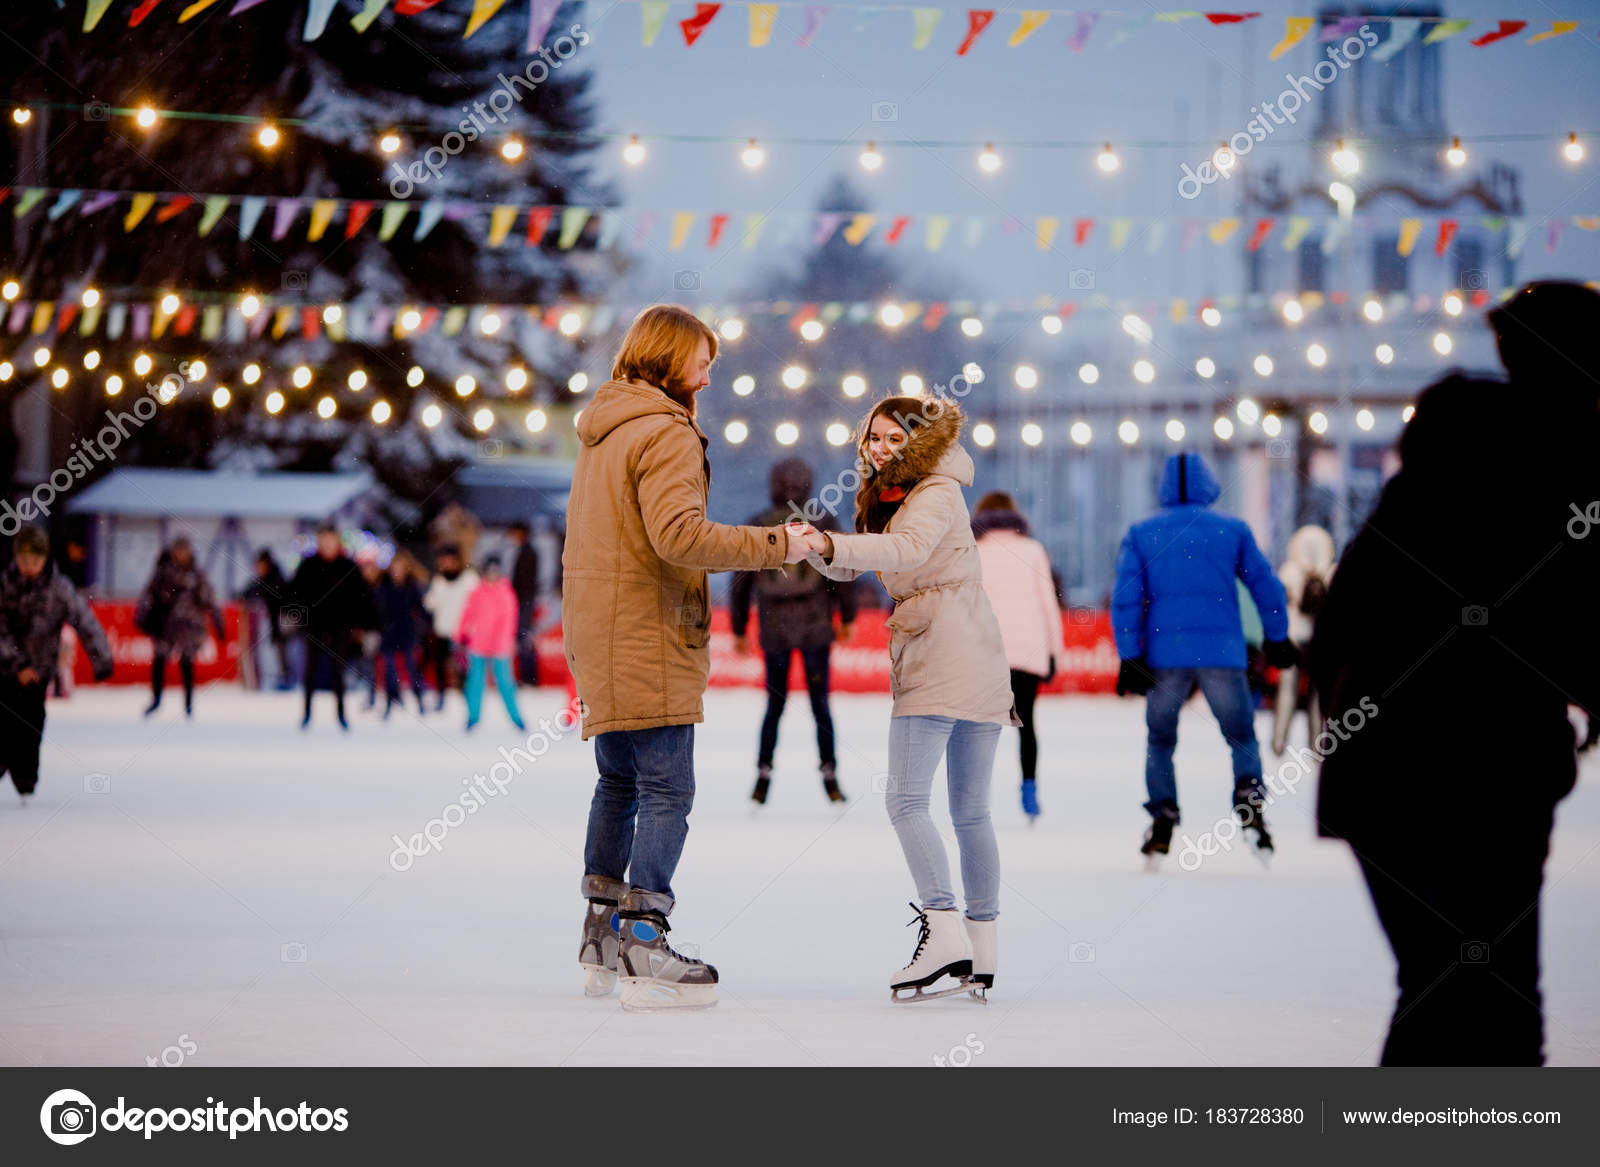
[971,492,1065,821]
[421,544,479,712]
[798,395,1018,1003]
[1272,524,1336,755]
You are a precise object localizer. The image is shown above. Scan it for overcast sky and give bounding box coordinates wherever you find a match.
[563,0,1600,305]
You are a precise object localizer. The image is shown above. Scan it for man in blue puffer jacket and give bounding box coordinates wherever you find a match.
[1112,451,1299,860]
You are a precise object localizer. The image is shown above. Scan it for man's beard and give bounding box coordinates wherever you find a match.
[658,375,698,417]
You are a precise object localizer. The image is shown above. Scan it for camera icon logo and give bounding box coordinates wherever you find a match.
[1266,438,1292,461]
[480,438,505,460]
[40,1088,97,1145]
[1069,942,1096,964]
[1460,940,1490,964]
[1461,269,1488,291]
[870,773,896,795]
[281,941,308,963]
[281,270,309,292]
[871,101,899,122]
[83,101,110,122]
[280,604,307,630]
[84,773,111,795]
[1069,607,1095,627]
[1461,605,1489,627]
[1068,268,1095,290]
[673,270,700,292]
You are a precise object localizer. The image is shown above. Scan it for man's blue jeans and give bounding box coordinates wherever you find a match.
[584,724,696,901]
[1144,667,1263,820]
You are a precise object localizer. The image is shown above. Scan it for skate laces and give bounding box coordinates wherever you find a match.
[902,903,931,967]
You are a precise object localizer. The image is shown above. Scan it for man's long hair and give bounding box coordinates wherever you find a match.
[611,305,719,412]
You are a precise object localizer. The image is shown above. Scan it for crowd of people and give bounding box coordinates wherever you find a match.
[2,283,1596,1065]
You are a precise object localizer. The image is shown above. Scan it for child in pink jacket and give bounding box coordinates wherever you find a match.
[456,556,526,731]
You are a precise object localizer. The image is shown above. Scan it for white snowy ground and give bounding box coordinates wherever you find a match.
[1,685,1596,1068]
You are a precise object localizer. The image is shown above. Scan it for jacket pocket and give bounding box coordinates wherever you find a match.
[662,576,710,649]
[886,601,933,692]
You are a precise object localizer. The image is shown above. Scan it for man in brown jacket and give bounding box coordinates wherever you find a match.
[566,304,811,1010]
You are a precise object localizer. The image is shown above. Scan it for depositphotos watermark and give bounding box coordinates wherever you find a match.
[0,366,187,537]
[388,24,591,199]
[389,696,584,870]
[39,1088,348,1145]
[1175,696,1379,871]
[1178,24,1377,200]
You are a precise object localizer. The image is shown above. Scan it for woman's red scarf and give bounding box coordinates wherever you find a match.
[879,486,907,501]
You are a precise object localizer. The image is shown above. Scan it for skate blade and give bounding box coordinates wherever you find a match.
[582,965,617,997]
[891,977,986,1004]
[619,977,718,1012]
[1142,853,1166,873]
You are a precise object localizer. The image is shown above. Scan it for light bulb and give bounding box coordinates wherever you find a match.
[826,423,852,446]
[1021,423,1044,447]
[1309,411,1329,435]
[316,395,336,419]
[1014,365,1038,390]
[978,143,1000,173]
[81,287,100,308]
[1195,357,1216,379]
[379,132,402,155]
[83,350,101,371]
[32,346,50,367]
[841,374,866,398]
[104,374,122,396]
[1363,298,1384,323]
[525,408,547,433]
[1,280,19,301]
[1306,343,1327,368]
[1331,138,1359,175]
[400,309,422,332]
[558,311,581,336]
[292,366,312,389]
[1433,331,1453,355]
[1262,414,1283,437]
[781,365,806,390]
[265,391,285,414]
[347,370,367,391]
[473,408,493,432]
[1118,420,1139,446]
[1213,143,1235,173]
[1200,305,1222,327]
[723,420,748,444]
[1564,133,1584,163]
[1133,359,1155,384]
[1236,399,1260,425]
[1096,143,1119,173]
[406,365,424,387]
[962,362,985,384]
[879,303,904,328]
[732,375,755,397]
[1356,408,1375,431]
[323,305,341,325]
[1070,422,1092,447]
[900,374,924,396]
[256,123,280,149]
[1253,354,1274,377]
[10,107,30,126]
[1445,138,1466,168]
[622,135,646,166]
[960,316,983,337]
[372,400,393,424]
[212,386,231,409]
[859,142,882,171]
[1282,299,1304,323]
[1375,343,1395,365]
[1078,363,1100,385]
[242,363,261,385]
[718,318,744,341]
[422,403,443,428]
[1442,293,1463,317]
[972,423,997,448]
[1214,417,1234,440]
[1165,419,1186,442]
[51,367,68,390]
[455,375,476,397]
[568,372,589,393]
[480,311,502,335]
[505,367,528,393]
[240,294,261,318]
[160,293,180,315]
[133,353,152,376]
[740,139,765,169]
[775,422,799,446]
[501,138,524,161]
[1041,315,1062,335]
[799,319,824,341]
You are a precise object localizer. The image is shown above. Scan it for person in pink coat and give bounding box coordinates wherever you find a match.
[456,556,526,731]
[971,492,1066,820]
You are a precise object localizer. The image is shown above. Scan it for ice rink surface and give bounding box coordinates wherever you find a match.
[2,685,1596,1067]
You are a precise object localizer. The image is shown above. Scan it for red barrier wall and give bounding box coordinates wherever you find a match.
[71,602,243,685]
[534,607,1120,695]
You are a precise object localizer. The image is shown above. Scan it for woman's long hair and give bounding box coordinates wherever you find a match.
[852,395,959,534]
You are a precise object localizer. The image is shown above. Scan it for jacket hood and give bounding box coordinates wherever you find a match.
[769,458,814,507]
[876,401,972,488]
[971,509,1031,539]
[1158,451,1221,507]
[576,379,698,447]
[1285,524,1335,572]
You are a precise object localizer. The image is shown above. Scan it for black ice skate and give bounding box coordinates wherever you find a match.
[751,766,771,807]
[1141,812,1176,872]
[821,763,846,805]
[1233,780,1274,866]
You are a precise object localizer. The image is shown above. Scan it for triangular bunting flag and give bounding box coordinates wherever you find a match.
[1207,217,1240,244]
[559,207,591,248]
[345,201,374,238]
[1109,217,1132,251]
[1035,216,1059,250]
[814,212,843,245]
[129,0,165,27]
[303,0,339,40]
[179,0,225,21]
[488,205,519,247]
[796,5,826,47]
[956,10,995,56]
[351,0,393,34]
[749,3,776,45]
[640,0,670,45]
[378,201,410,240]
[925,215,951,251]
[524,0,562,50]
[1397,218,1422,256]
[1423,19,1471,44]
[1066,12,1098,51]
[271,198,301,240]
[741,212,766,250]
[1269,16,1312,59]
[123,192,156,231]
[680,3,722,47]
[1281,215,1312,250]
[885,215,912,245]
[197,195,228,235]
[1246,217,1274,250]
[911,8,942,49]
[1528,21,1579,44]
[1372,17,1419,60]
[1073,218,1093,246]
[306,199,337,239]
[155,195,194,223]
[465,0,509,39]
[48,191,82,220]
[414,200,446,241]
[707,212,730,248]
[1008,11,1048,46]
[669,211,695,249]
[238,196,267,239]
[1434,219,1458,255]
[1470,20,1526,47]
[843,214,876,245]
[85,0,115,30]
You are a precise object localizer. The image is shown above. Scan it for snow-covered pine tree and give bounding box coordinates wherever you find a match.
[0,1,617,522]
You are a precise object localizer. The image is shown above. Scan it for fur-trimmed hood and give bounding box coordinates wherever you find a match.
[872,400,971,488]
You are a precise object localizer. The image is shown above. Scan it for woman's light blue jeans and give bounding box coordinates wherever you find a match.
[464,654,526,729]
[886,715,1002,921]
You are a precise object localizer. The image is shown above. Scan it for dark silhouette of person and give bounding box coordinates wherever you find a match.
[1311,281,1600,1065]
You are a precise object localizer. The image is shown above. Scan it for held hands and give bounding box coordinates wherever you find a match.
[16,666,41,687]
[782,522,830,563]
